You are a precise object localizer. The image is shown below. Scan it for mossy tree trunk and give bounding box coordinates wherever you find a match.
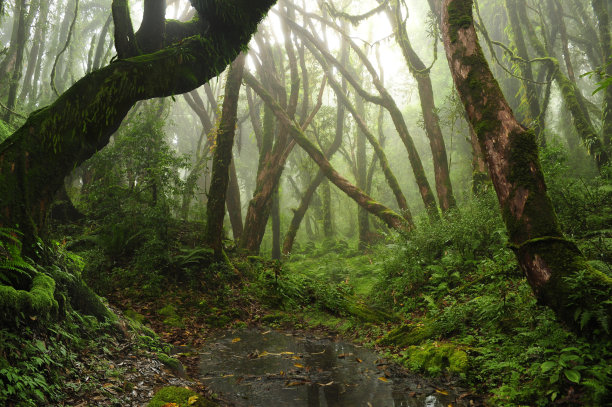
[441,0,612,336]
[204,53,246,258]
[0,0,276,250]
[226,158,243,241]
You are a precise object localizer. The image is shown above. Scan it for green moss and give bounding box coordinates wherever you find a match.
[158,304,184,328]
[124,309,146,324]
[447,0,474,43]
[377,323,437,347]
[401,342,468,376]
[0,273,59,322]
[147,386,217,407]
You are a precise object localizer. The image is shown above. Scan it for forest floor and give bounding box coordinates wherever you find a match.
[62,247,482,407]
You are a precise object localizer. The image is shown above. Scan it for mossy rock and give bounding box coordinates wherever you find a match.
[401,342,468,376]
[157,354,186,377]
[147,386,217,407]
[261,311,295,326]
[377,323,437,347]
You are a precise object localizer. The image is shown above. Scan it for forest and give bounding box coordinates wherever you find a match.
[0,0,611,405]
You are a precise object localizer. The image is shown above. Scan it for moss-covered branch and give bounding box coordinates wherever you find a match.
[0,0,276,244]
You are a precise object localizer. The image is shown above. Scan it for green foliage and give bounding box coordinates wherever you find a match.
[0,228,37,289]
[78,104,190,293]
[369,189,612,405]
[0,119,13,142]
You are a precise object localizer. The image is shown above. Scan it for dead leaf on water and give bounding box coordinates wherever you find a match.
[355,358,362,363]
[222,374,234,378]
[294,363,304,368]
[231,338,241,343]
[378,377,389,382]
[435,389,449,396]
[318,381,334,386]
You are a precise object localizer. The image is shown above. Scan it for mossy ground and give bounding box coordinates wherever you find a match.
[147,386,217,407]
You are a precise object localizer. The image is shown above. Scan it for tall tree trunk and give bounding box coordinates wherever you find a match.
[205,53,246,258]
[441,0,612,336]
[321,179,333,238]
[355,90,370,249]
[226,158,243,241]
[271,189,281,259]
[386,0,457,212]
[2,0,28,122]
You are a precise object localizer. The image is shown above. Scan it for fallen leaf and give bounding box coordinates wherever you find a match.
[318,381,334,386]
[355,358,362,363]
[161,404,178,407]
[188,395,199,405]
[280,351,294,355]
[378,377,389,382]
[294,363,304,368]
[232,338,241,343]
[435,389,449,396]
[222,374,234,378]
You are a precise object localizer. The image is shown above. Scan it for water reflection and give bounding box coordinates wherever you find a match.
[199,328,462,407]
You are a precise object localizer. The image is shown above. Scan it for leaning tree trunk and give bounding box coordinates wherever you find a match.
[441,0,612,336]
[0,0,276,250]
[244,72,407,231]
[205,53,246,258]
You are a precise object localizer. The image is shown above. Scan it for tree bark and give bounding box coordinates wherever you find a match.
[441,0,612,336]
[226,158,243,241]
[205,53,246,257]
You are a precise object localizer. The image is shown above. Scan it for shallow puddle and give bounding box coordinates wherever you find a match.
[199,328,470,407]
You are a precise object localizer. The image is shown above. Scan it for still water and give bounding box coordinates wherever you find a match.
[199,328,469,407]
